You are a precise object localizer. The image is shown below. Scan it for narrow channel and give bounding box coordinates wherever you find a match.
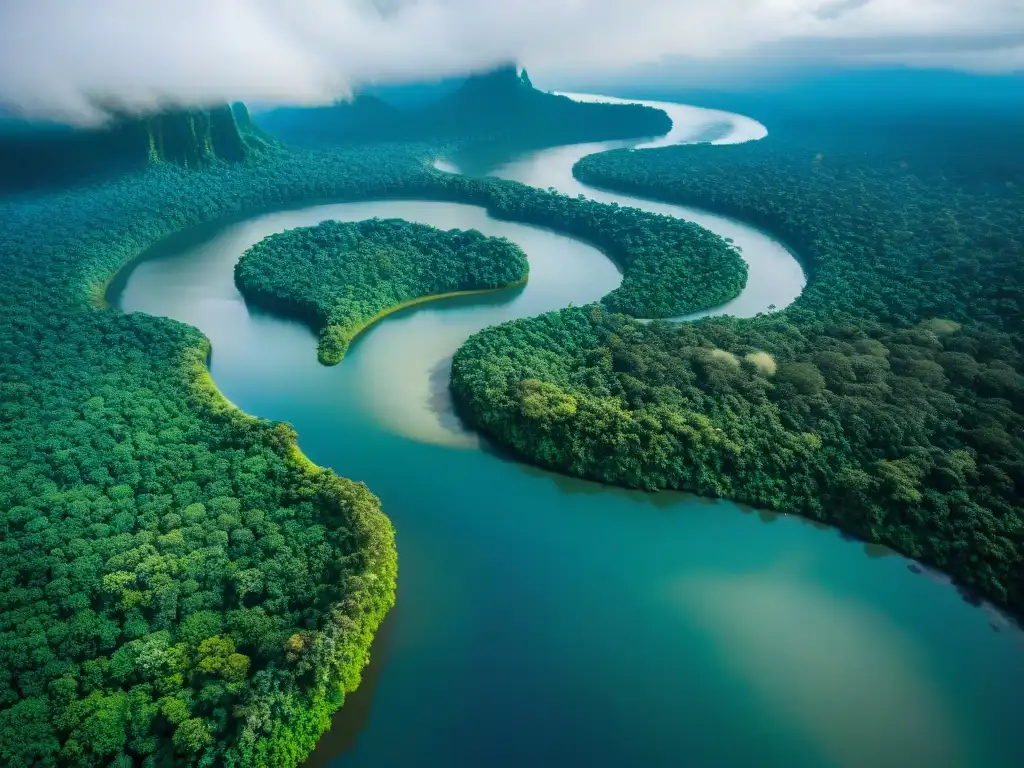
[112,95,1024,768]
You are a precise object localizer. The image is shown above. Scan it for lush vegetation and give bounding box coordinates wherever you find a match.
[257,65,672,150]
[398,168,746,317]
[0,94,744,763]
[235,218,529,364]
[452,118,1024,613]
[214,145,743,320]
[22,79,1014,765]
[0,146,424,767]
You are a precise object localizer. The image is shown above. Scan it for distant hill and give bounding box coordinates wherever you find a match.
[361,76,464,109]
[0,64,673,194]
[0,102,273,193]
[256,64,672,149]
[610,69,1024,180]
[252,94,408,145]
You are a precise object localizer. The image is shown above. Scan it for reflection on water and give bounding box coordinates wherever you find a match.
[301,612,398,768]
[678,567,963,768]
[864,542,898,559]
[498,452,715,509]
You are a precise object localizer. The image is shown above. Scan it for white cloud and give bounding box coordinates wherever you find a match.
[0,0,1021,123]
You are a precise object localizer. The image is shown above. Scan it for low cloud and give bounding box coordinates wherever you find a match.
[1,0,1022,124]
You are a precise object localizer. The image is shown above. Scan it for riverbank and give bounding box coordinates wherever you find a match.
[103,95,1024,768]
[233,218,531,366]
[321,278,529,365]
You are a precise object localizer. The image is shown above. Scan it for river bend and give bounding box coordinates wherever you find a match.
[113,95,1024,768]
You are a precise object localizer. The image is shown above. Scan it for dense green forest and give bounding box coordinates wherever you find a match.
[10,73,1020,764]
[408,168,745,317]
[257,65,671,150]
[451,118,1024,613]
[235,218,529,364]
[0,103,274,193]
[0,146,420,767]
[0,91,741,763]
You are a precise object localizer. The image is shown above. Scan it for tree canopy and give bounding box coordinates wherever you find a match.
[451,114,1024,614]
[6,86,1017,765]
[235,218,529,364]
[0,117,739,763]
[0,145,424,767]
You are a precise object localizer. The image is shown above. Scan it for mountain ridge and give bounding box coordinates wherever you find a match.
[256,64,672,149]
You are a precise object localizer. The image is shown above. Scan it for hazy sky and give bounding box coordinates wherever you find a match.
[1,0,1022,123]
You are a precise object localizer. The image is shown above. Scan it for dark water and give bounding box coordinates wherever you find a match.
[113,97,1024,767]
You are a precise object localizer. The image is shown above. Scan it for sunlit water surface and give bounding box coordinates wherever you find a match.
[112,95,1024,767]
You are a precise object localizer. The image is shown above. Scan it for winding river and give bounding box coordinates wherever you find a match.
[111,95,1024,767]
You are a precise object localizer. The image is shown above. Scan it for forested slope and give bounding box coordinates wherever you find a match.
[235,218,529,364]
[257,65,672,150]
[452,119,1024,613]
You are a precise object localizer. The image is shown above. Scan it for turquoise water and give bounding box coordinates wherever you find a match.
[113,97,1024,767]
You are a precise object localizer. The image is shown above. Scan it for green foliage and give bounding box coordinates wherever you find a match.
[0,145,428,766]
[173,717,214,754]
[0,95,779,765]
[235,218,529,364]
[412,169,745,317]
[2,127,729,763]
[453,121,1024,613]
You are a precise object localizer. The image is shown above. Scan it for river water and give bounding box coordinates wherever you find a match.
[113,96,1024,767]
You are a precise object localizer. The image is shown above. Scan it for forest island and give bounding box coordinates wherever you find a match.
[234,219,531,365]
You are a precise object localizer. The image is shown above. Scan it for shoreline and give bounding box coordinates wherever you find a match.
[319,276,530,365]
[86,100,802,765]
